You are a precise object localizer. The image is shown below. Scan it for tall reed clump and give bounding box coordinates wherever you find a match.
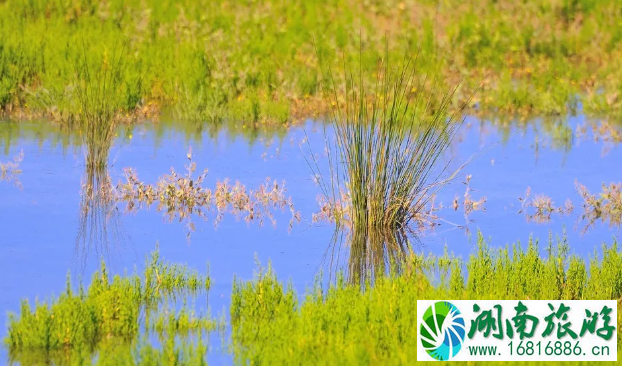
[5,250,217,366]
[72,43,141,169]
[310,49,466,283]
[71,45,143,267]
[230,232,622,366]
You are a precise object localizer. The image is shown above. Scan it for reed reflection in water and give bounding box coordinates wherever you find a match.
[74,164,129,274]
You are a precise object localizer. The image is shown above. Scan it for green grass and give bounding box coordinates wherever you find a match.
[68,43,143,169]
[231,232,622,365]
[2,0,622,123]
[5,233,622,365]
[5,249,219,365]
[77,337,210,366]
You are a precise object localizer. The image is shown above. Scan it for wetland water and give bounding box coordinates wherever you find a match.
[0,115,620,362]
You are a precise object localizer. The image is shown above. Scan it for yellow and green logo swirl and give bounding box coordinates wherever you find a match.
[420,301,466,360]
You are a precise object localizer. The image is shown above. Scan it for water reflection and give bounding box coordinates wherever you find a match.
[75,165,129,274]
[324,228,413,286]
[1,114,620,282]
[3,114,621,159]
[73,116,129,274]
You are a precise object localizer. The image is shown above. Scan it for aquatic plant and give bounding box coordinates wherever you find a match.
[0,149,23,189]
[118,151,301,238]
[517,183,621,232]
[20,42,146,169]
[313,174,485,233]
[576,181,622,233]
[5,250,217,365]
[456,174,486,217]
[518,187,574,224]
[323,53,463,236]
[231,233,622,365]
[313,192,445,238]
[89,336,210,366]
[308,47,469,283]
[71,44,144,169]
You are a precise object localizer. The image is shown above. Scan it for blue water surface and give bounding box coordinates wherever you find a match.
[0,115,620,363]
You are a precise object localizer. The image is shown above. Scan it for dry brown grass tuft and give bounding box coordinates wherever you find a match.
[576,181,622,233]
[518,187,574,224]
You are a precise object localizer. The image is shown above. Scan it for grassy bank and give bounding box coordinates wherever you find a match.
[2,0,622,123]
[231,233,622,365]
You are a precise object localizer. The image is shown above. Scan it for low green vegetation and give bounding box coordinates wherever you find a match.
[231,233,622,365]
[79,337,210,366]
[5,250,220,366]
[3,0,622,124]
[12,336,211,366]
[5,234,622,365]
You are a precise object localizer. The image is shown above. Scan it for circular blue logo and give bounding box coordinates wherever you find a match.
[420,301,466,360]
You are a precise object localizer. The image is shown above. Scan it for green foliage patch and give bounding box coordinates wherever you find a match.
[2,0,622,122]
[5,250,219,366]
[231,233,622,365]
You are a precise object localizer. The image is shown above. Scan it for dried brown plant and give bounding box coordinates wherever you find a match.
[118,151,300,238]
[313,174,487,237]
[460,174,486,216]
[517,182,622,234]
[0,150,23,189]
[312,189,442,237]
[518,187,573,224]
